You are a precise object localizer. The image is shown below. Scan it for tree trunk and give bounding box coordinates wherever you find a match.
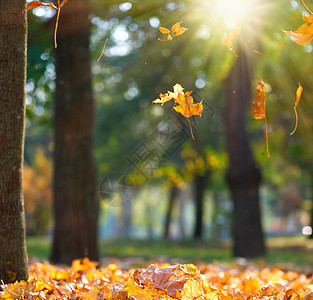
[50,0,98,264]
[193,173,209,239]
[164,186,179,239]
[0,0,28,282]
[224,31,266,258]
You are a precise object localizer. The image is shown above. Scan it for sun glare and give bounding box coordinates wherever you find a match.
[214,0,249,29]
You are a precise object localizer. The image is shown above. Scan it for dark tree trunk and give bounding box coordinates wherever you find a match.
[50,0,98,264]
[164,186,179,239]
[224,30,266,258]
[193,172,209,239]
[0,0,28,282]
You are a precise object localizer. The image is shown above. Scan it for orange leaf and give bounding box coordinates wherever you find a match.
[283,13,313,45]
[173,27,188,38]
[97,38,108,62]
[173,92,203,118]
[158,21,187,41]
[23,1,58,11]
[285,289,300,300]
[228,27,241,39]
[172,21,183,33]
[181,279,205,300]
[152,84,203,139]
[252,78,270,157]
[290,82,303,136]
[252,79,266,120]
[223,28,240,58]
[159,27,171,34]
[294,82,303,109]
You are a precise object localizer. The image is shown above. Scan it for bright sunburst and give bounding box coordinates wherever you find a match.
[214,0,249,29]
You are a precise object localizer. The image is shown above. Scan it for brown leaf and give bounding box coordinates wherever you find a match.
[252,78,270,157]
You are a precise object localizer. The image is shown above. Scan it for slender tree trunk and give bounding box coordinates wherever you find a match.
[178,191,186,239]
[224,31,266,257]
[164,186,179,239]
[50,0,98,264]
[0,0,28,282]
[193,172,209,239]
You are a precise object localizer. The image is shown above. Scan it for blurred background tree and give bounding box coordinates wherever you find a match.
[23,0,313,259]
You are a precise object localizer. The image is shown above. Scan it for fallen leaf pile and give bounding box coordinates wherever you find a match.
[1,259,313,299]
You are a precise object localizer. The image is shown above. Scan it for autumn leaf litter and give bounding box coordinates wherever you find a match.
[1,258,313,299]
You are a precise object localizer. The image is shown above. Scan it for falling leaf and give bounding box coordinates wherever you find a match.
[283,13,313,45]
[173,91,203,118]
[159,27,171,34]
[23,1,58,11]
[97,38,108,62]
[252,78,270,157]
[152,84,203,139]
[158,21,188,41]
[290,83,303,136]
[223,28,240,57]
[24,0,68,48]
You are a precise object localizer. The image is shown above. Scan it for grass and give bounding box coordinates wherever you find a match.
[26,235,313,269]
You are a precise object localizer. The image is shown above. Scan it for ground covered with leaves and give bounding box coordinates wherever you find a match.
[1,258,313,299]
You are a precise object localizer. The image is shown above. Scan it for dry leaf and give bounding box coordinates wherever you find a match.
[97,38,108,62]
[23,1,58,11]
[290,83,303,136]
[223,28,240,57]
[283,14,313,45]
[181,279,205,300]
[153,84,203,139]
[252,78,270,157]
[158,21,188,41]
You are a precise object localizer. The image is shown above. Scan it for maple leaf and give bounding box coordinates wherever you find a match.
[252,78,270,157]
[158,21,188,41]
[173,91,203,118]
[153,84,203,139]
[223,27,240,58]
[283,13,313,45]
[181,279,205,300]
[290,83,303,136]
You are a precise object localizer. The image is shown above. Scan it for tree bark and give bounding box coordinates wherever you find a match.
[50,0,98,264]
[0,0,28,282]
[193,172,209,239]
[164,186,179,239]
[224,32,266,258]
